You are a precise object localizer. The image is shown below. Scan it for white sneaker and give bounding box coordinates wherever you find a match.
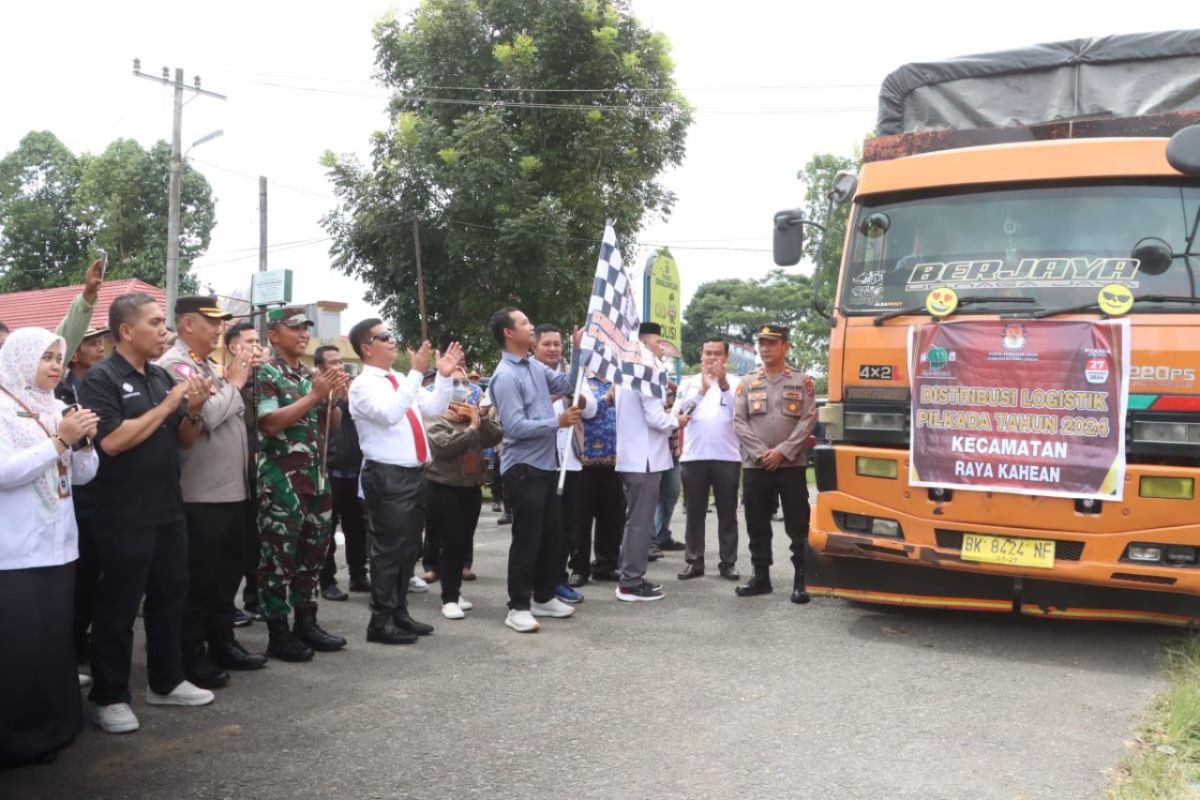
[92,702,140,734]
[442,602,465,620]
[409,576,429,593]
[531,597,576,618]
[505,609,540,633]
[146,680,215,707]
[78,673,92,688]
[458,596,473,611]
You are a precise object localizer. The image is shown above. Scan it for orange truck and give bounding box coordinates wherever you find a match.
[774,31,1200,626]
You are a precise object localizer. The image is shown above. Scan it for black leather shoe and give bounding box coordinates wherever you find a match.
[209,640,268,671]
[677,563,704,580]
[393,611,434,636]
[266,616,313,662]
[591,569,620,582]
[293,607,347,652]
[498,511,513,525]
[243,601,266,622]
[735,571,773,597]
[659,539,686,552]
[568,572,589,588]
[184,655,231,689]
[791,588,811,604]
[348,576,371,593]
[719,564,741,581]
[367,621,417,645]
[321,584,349,601]
[232,607,253,627]
[648,545,664,561]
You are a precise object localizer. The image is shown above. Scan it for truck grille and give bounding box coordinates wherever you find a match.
[935,529,1085,561]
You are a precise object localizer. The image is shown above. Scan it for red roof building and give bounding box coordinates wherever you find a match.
[0,279,166,332]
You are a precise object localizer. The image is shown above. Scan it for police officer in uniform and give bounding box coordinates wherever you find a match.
[732,325,817,603]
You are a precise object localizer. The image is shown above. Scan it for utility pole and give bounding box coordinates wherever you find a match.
[258,176,268,340]
[132,59,226,327]
[412,218,429,342]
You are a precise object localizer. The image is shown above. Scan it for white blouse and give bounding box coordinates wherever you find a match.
[0,438,98,570]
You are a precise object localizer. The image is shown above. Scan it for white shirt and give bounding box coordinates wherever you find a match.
[0,438,98,570]
[349,364,452,467]
[616,382,679,474]
[672,373,740,463]
[551,377,598,472]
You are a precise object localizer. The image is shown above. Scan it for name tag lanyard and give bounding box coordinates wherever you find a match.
[0,386,72,498]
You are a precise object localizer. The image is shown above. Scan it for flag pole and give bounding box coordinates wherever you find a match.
[557,368,587,496]
[558,218,616,496]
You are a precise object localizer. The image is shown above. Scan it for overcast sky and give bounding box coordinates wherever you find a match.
[0,1,1188,339]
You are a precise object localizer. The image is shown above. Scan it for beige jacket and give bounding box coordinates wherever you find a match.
[424,414,503,488]
[156,340,249,503]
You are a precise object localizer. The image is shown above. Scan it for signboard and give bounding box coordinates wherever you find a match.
[643,249,682,355]
[251,269,293,307]
[909,319,1130,500]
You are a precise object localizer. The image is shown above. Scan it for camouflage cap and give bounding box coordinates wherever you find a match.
[267,306,314,329]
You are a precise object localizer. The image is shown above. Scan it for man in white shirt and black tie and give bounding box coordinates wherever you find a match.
[347,318,461,645]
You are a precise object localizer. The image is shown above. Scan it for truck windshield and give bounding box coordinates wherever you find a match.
[841,182,1200,315]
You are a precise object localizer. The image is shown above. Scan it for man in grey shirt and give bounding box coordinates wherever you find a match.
[157,296,267,687]
[487,308,582,633]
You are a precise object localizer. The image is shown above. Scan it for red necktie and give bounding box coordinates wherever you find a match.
[385,372,428,463]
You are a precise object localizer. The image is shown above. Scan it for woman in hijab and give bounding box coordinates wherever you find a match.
[0,327,99,767]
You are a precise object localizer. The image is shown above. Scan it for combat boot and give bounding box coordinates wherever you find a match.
[294,607,347,652]
[266,616,313,662]
[791,568,811,605]
[734,567,773,597]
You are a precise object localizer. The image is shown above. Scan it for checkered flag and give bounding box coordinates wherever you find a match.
[578,222,668,400]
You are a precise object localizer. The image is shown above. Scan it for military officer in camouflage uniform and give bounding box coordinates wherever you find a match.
[256,306,351,660]
[733,324,818,604]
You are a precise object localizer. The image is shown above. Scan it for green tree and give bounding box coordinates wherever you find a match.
[798,151,859,308]
[0,131,89,292]
[322,0,692,358]
[0,133,214,293]
[75,139,213,291]
[680,269,828,375]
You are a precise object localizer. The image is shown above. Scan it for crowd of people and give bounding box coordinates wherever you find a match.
[0,275,817,768]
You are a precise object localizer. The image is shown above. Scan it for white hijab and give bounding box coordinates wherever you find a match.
[0,327,68,522]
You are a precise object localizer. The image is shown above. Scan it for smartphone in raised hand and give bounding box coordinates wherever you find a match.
[97,249,108,279]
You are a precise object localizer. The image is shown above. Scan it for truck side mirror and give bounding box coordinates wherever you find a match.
[1132,237,1174,276]
[773,208,805,266]
[1167,125,1200,177]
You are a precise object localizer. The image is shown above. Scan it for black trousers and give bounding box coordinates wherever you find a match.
[0,563,81,767]
[422,482,477,573]
[682,460,741,569]
[321,475,368,587]
[742,467,810,570]
[241,493,259,606]
[362,461,425,624]
[556,469,581,584]
[572,465,625,576]
[427,482,483,604]
[74,515,100,663]
[182,502,247,658]
[89,519,188,705]
[505,464,560,610]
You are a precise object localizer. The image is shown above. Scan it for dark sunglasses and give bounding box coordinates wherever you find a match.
[369,331,395,344]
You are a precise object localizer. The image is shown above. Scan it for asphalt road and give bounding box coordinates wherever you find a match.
[5,506,1169,800]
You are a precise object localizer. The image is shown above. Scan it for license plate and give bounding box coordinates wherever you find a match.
[961,533,1055,569]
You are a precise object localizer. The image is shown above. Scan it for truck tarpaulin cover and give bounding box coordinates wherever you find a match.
[877,30,1200,135]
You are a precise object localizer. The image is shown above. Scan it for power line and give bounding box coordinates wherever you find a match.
[189,158,337,200]
[219,76,873,114]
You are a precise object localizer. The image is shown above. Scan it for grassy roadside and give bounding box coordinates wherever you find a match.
[1111,635,1200,799]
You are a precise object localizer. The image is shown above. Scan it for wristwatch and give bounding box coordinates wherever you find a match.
[187,413,204,426]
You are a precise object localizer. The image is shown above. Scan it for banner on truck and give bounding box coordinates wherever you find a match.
[908,318,1130,500]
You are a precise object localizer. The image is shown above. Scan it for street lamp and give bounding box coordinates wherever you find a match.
[186,129,224,158]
